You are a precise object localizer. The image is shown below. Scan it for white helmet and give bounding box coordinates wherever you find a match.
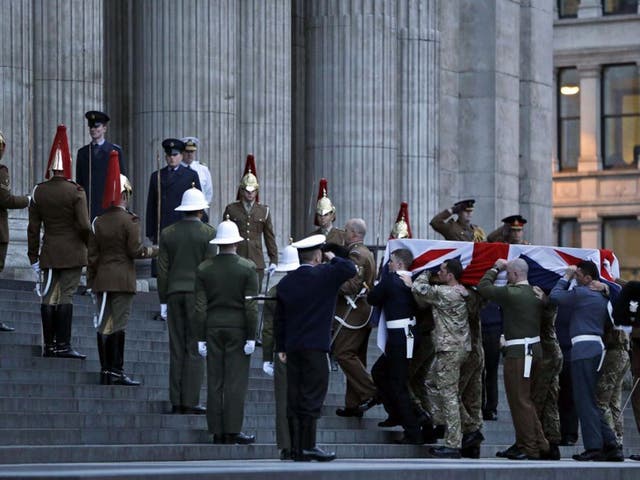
[276,245,300,272]
[175,187,209,211]
[210,220,244,245]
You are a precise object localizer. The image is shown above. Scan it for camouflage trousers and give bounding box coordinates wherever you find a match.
[531,349,563,445]
[596,347,630,444]
[459,344,484,434]
[408,332,435,414]
[427,349,469,448]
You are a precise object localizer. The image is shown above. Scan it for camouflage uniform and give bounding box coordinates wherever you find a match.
[412,271,470,449]
[459,289,484,437]
[596,324,630,444]
[407,307,435,417]
[531,302,562,445]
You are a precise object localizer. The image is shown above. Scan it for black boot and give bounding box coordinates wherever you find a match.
[105,331,140,386]
[288,417,304,461]
[96,332,109,384]
[40,304,57,357]
[54,304,86,359]
[300,416,336,462]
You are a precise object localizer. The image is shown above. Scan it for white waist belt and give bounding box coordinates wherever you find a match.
[571,335,606,372]
[503,336,540,378]
[386,318,416,359]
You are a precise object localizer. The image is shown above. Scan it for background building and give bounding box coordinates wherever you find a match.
[553,0,640,279]
[1,0,553,278]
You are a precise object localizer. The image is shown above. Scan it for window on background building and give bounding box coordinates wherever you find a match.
[602,64,640,169]
[557,218,580,247]
[603,217,640,281]
[558,0,580,18]
[602,0,638,15]
[558,68,580,170]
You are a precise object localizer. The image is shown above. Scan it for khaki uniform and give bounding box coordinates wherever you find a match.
[158,218,216,409]
[333,242,377,409]
[413,271,470,449]
[195,253,258,436]
[311,226,346,246]
[430,209,486,242]
[0,164,29,271]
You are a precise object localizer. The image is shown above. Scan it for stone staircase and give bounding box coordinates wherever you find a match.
[0,279,639,465]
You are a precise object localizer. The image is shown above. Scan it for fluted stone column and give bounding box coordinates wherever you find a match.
[238,0,291,248]
[0,0,33,276]
[306,1,398,248]
[397,0,439,239]
[131,0,238,230]
[518,1,553,245]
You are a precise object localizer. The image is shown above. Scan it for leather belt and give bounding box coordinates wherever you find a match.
[572,334,606,371]
[386,317,416,359]
[503,336,540,378]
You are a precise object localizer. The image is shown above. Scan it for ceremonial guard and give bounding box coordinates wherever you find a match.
[275,234,356,461]
[75,111,125,220]
[195,219,258,444]
[487,215,530,244]
[28,125,90,359]
[158,186,216,413]
[0,131,30,331]
[333,218,378,418]
[87,151,157,385]
[430,199,486,242]
[261,243,300,460]
[223,154,278,290]
[311,179,346,246]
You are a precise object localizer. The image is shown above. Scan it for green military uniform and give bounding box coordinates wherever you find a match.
[195,253,258,436]
[412,271,470,449]
[261,283,290,453]
[223,200,277,288]
[158,218,216,410]
[0,164,29,272]
[429,208,486,242]
[333,242,377,409]
[596,323,630,444]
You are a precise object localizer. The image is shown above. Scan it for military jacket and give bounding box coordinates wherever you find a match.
[27,177,90,268]
[430,208,486,242]
[412,271,471,352]
[88,207,157,293]
[223,201,277,269]
[0,164,29,244]
[335,242,375,327]
[311,226,346,246]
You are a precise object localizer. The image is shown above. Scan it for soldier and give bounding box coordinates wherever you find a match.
[275,234,356,461]
[28,125,90,359]
[487,215,529,244]
[158,186,216,414]
[75,111,126,220]
[311,178,346,246]
[261,243,300,460]
[87,151,157,385]
[181,137,213,221]
[223,154,277,290]
[146,138,201,321]
[195,219,258,444]
[410,259,471,458]
[430,199,486,242]
[0,130,30,331]
[333,218,378,418]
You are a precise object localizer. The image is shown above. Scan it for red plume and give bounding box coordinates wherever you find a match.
[389,201,412,239]
[236,154,260,202]
[45,125,72,180]
[314,178,329,226]
[102,150,122,210]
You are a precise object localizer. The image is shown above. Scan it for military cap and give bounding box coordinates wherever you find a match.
[181,137,199,152]
[502,214,527,230]
[291,234,326,252]
[85,111,110,128]
[454,199,476,212]
[162,138,186,155]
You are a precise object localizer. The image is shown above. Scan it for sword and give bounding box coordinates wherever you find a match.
[330,283,370,346]
[34,268,52,299]
[621,376,640,412]
[255,268,274,343]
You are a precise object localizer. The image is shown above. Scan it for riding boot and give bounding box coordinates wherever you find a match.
[40,304,57,357]
[96,332,109,384]
[54,304,86,359]
[105,330,140,386]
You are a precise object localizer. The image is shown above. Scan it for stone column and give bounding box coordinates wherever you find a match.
[306,1,398,247]
[238,0,291,247]
[397,0,439,239]
[576,65,600,173]
[131,0,238,229]
[578,0,602,18]
[518,1,554,245]
[0,0,33,277]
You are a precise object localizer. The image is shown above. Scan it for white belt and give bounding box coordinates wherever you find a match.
[386,318,416,359]
[571,335,606,372]
[503,336,540,378]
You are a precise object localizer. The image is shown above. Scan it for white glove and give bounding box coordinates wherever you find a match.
[160,303,168,320]
[198,341,207,357]
[267,263,277,275]
[31,261,40,275]
[244,340,256,355]
[262,361,274,377]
